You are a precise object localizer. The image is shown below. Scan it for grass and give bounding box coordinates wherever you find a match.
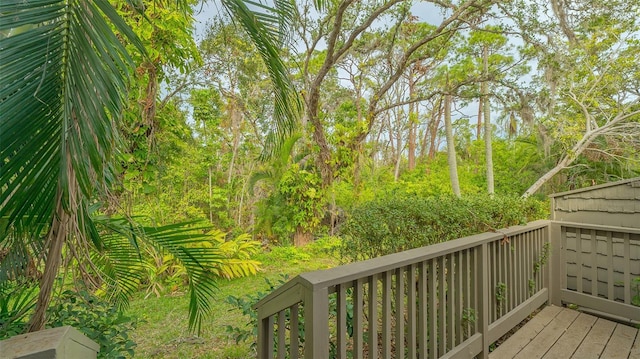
[128,238,340,358]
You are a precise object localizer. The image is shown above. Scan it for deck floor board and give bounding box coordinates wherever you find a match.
[490,306,639,359]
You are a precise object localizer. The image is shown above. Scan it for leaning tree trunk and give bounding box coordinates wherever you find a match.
[28,210,66,332]
[28,189,71,332]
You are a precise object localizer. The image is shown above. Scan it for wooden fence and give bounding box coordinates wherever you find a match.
[255,220,640,358]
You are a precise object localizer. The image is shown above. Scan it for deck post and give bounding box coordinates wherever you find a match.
[548,222,562,306]
[257,314,275,359]
[303,286,329,359]
[477,243,490,359]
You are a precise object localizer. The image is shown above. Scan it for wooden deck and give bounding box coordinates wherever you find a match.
[490,305,640,359]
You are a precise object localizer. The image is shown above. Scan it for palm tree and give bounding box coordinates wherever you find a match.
[0,0,299,333]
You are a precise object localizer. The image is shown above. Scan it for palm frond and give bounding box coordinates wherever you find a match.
[136,221,226,334]
[221,0,301,158]
[88,217,227,334]
[0,0,142,239]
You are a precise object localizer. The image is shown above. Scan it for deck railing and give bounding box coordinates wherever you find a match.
[254,220,640,358]
[549,221,640,323]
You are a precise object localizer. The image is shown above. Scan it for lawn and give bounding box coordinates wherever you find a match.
[128,239,340,358]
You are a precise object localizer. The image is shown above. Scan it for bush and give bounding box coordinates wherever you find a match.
[340,194,547,262]
[47,290,139,358]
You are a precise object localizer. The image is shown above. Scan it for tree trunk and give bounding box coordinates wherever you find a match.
[483,45,494,195]
[394,106,403,181]
[408,72,417,171]
[476,96,483,141]
[208,166,213,223]
[293,225,313,246]
[28,172,78,332]
[444,93,461,197]
[427,98,442,160]
[306,92,334,188]
[522,155,572,197]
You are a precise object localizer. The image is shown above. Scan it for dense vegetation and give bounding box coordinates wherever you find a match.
[341,194,546,261]
[1,0,639,357]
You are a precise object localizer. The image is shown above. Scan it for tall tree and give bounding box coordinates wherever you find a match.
[512,0,640,196]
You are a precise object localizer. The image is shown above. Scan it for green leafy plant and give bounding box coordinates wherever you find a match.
[529,242,551,294]
[225,275,291,350]
[0,284,37,338]
[340,194,546,262]
[461,307,477,338]
[632,277,640,307]
[47,290,140,359]
[496,282,507,310]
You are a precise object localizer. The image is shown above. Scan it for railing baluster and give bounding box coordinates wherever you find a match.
[500,237,507,316]
[418,261,428,359]
[369,274,379,359]
[428,259,437,359]
[457,250,464,344]
[590,229,597,297]
[438,256,446,357]
[576,228,583,293]
[537,229,543,292]
[382,271,392,358]
[526,230,532,297]
[291,304,299,359]
[472,248,478,335]
[408,264,417,358]
[353,278,364,359]
[508,236,515,311]
[516,234,523,303]
[446,253,455,351]
[491,241,498,321]
[395,267,405,358]
[623,232,631,304]
[607,231,614,300]
[478,243,489,359]
[337,284,347,359]
[277,311,286,359]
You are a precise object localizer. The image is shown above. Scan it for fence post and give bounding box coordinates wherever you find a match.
[548,221,562,306]
[477,243,490,359]
[304,286,330,359]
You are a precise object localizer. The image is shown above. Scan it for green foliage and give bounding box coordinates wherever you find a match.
[277,164,324,233]
[632,277,640,307]
[264,246,311,265]
[225,275,291,351]
[495,282,507,310]
[254,159,325,244]
[48,290,140,359]
[461,307,477,335]
[0,284,37,338]
[340,194,546,262]
[139,230,261,298]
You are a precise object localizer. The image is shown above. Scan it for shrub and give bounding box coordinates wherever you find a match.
[340,194,546,262]
[47,290,139,359]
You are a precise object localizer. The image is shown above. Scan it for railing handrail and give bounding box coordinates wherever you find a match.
[254,277,308,319]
